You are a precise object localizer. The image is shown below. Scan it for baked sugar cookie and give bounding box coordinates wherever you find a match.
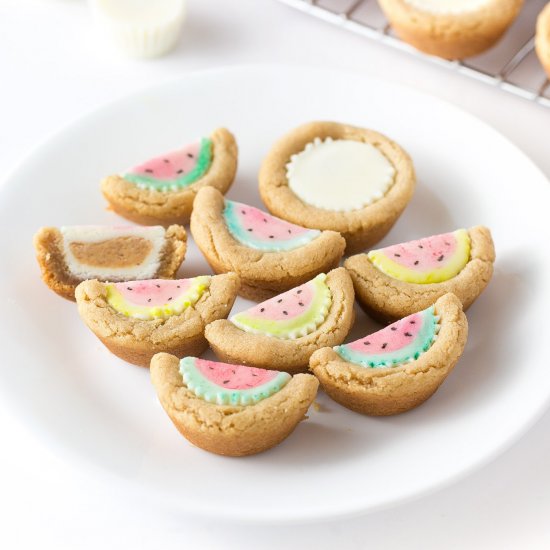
[150,353,319,456]
[76,273,239,367]
[310,293,467,416]
[536,3,550,78]
[344,226,494,321]
[205,268,355,374]
[259,121,415,254]
[378,0,523,59]
[190,186,346,300]
[34,224,187,301]
[101,128,238,226]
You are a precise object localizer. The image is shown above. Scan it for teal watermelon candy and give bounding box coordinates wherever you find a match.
[180,357,291,406]
[223,199,321,252]
[335,306,439,368]
[123,138,213,192]
[106,276,210,320]
[231,273,332,339]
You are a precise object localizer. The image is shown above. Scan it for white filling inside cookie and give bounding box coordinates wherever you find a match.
[403,0,491,14]
[286,138,395,212]
[61,225,166,280]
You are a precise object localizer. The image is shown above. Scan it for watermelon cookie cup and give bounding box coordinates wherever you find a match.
[258,121,415,254]
[150,353,319,456]
[33,224,187,301]
[345,226,495,322]
[378,0,523,60]
[190,187,346,301]
[205,268,355,374]
[101,128,238,226]
[310,293,468,416]
[75,273,239,367]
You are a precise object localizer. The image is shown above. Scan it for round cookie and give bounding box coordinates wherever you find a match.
[378,0,524,60]
[75,273,240,367]
[344,225,494,322]
[536,3,550,78]
[101,128,238,226]
[259,121,416,254]
[33,224,187,301]
[310,293,468,416]
[205,268,355,374]
[150,353,319,456]
[190,186,346,300]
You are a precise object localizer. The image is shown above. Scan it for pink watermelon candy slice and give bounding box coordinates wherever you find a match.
[231,273,332,339]
[180,357,291,405]
[335,306,439,368]
[223,200,320,252]
[123,137,212,191]
[367,229,471,284]
[106,276,210,320]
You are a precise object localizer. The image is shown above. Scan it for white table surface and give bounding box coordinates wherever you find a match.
[1,0,549,548]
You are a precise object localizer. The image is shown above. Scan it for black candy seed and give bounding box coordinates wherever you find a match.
[283,311,288,315]
[382,343,388,349]
[252,373,257,377]
[391,327,397,331]
[405,332,413,337]
[208,366,213,370]
[299,302,304,306]
[232,369,236,374]
[177,285,180,288]
[163,159,169,163]
[288,230,292,234]
[410,320,416,324]
[168,297,173,301]
[363,341,371,346]
[277,299,282,303]
[187,153,194,158]
[418,245,423,249]
[223,380,230,385]
[145,169,153,173]
[177,169,184,174]
[247,228,253,232]
[263,219,267,223]
[297,290,302,294]
[260,308,265,312]
[437,255,444,262]
[147,298,151,302]
[394,253,401,257]
[414,260,419,265]
[127,287,132,291]
[269,235,274,239]
[241,210,246,214]
[156,284,160,288]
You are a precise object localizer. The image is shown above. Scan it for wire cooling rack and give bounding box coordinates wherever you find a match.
[277,0,550,108]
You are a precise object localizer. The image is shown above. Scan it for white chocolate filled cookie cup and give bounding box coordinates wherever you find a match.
[310,293,468,416]
[259,121,416,254]
[101,128,238,226]
[344,226,495,322]
[150,352,319,456]
[378,0,524,60]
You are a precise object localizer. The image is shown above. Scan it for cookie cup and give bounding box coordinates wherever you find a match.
[190,186,346,301]
[345,225,494,322]
[75,273,240,367]
[34,224,187,301]
[205,267,355,374]
[259,121,415,254]
[310,293,467,416]
[150,352,319,456]
[101,128,238,226]
[378,0,523,60]
[536,3,550,78]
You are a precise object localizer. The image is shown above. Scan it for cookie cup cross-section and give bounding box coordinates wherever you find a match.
[190,186,346,301]
[75,273,240,367]
[101,128,238,226]
[345,225,495,322]
[205,267,355,374]
[378,0,523,60]
[310,293,468,416]
[33,224,187,301]
[150,353,319,457]
[258,121,415,254]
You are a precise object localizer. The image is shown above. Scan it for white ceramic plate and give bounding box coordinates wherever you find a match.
[1,66,548,524]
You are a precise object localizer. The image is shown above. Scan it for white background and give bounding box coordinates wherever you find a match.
[1,0,549,548]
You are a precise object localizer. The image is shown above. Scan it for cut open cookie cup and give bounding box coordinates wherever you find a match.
[190,186,346,301]
[310,293,468,416]
[345,225,495,322]
[101,128,238,226]
[34,224,187,301]
[76,273,240,367]
[258,121,415,254]
[150,353,319,456]
[205,267,355,374]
